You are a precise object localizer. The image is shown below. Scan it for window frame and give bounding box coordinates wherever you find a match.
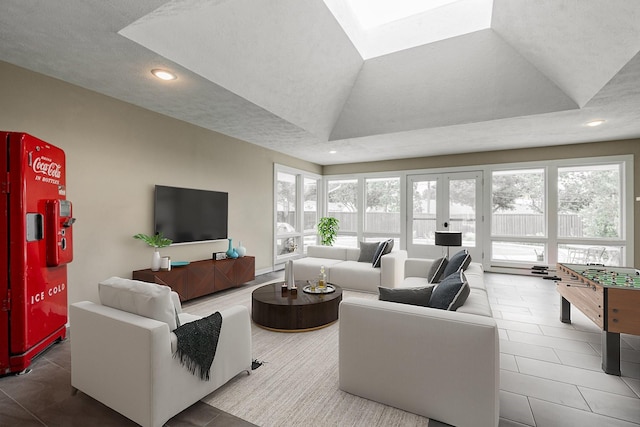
[274,164,321,266]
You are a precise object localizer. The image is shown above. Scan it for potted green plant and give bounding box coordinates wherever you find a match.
[133,232,172,271]
[317,217,339,246]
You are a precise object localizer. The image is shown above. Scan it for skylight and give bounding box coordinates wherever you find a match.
[347,0,460,30]
[324,0,494,59]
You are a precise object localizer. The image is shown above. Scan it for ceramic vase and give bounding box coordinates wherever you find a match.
[236,241,247,257]
[226,239,236,258]
[151,249,161,271]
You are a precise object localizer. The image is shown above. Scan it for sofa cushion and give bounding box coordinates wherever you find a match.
[372,239,394,268]
[456,288,493,317]
[293,257,344,283]
[427,257,448,283]
[330,261,382,292]
[428,271,470,311]
[442,249,471,277]
[358,241,380,263]
[307,245,348,260]
[99,277,179,330]
[463,263,485,291]
[378,285,434,307]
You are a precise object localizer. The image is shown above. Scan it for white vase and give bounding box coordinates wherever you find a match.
[236,241,247,257]
[151,249,161,271]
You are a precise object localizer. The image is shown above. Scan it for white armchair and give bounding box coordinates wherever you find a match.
[70,278,252,427]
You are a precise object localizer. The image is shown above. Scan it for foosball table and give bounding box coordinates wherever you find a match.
[556,263,640,375]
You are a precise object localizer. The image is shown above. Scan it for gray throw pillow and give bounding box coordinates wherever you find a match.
[442,249,471,278]
[427,257,448,283]
[384,239,394,254]
[379,285,434,307]
[372,239,393,268]
[428,271,470,311]
[358,241,380,263]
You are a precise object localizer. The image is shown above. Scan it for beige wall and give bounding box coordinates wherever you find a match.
[0,61,321,305]
[324,140,640,267]
[2,60,638,306]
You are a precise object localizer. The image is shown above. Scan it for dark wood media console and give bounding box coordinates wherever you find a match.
[132,256,255,301]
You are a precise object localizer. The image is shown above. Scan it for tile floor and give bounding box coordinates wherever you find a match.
[0,271,638,426]
[488,272,640,427]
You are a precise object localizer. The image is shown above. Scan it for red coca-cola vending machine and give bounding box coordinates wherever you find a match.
[0,132,75,375]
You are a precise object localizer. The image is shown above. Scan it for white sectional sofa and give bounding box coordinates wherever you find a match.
[292,245,408,292]
[339,258,499,427]
[70,277,252,427]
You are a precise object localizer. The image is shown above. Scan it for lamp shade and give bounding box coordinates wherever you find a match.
[434,231,462,247]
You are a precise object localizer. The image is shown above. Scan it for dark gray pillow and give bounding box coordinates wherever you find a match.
[442,249,471,278]
[384,239,394,254]
[379,286,434,307]
[358,241,380,263]
[428,271,470,311]
[427,257,448,283]
[372,240,388,268]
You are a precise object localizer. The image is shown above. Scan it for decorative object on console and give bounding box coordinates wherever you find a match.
[152,250,161,272]
[318,217,339,246]
[172,261,190,267]
[434,231,462,258]
[236,241,247,257]
[226,238,238,259]
[133,232,173,272]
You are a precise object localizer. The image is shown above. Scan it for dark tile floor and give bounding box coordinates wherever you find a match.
[0,337,255,426]
[0,274,286,427]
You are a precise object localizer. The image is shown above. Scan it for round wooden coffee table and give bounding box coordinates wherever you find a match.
[251,281,343,332]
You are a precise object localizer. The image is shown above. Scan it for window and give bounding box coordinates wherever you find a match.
[276,171,298,257]
[557,164,620,239]
[491,169,545,263]
[303,178,318,251]
[274,166,321,263]
[327,178,358,247]
[489,160,629,268]
[365,177,400,244]
[557,163,624,266]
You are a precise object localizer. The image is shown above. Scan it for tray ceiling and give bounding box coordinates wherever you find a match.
[1,0,639,165]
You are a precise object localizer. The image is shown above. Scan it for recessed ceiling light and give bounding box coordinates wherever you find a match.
[329,150,337,154]
[151,69,177,81]
[585,119,605,127]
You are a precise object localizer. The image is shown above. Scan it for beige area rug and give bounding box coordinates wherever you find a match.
[183,280,431,427]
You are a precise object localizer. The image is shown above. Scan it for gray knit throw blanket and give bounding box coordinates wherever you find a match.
[173,312,223,381]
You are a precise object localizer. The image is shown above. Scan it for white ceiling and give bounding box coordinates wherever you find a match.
[1,0,639,166]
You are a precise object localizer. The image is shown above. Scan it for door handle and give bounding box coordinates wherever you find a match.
[443,222,449,228]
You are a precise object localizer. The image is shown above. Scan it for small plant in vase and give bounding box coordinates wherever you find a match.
[133,232,172,271]
[317,217,339,246]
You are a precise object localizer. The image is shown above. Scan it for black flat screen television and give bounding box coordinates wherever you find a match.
[154,185,228,244]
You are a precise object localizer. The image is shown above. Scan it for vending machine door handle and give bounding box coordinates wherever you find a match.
[63,218,76,228]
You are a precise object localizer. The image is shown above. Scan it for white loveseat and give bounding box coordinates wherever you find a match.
[292,245,408,292]
[70,277,252,427]
[339,258,499,427]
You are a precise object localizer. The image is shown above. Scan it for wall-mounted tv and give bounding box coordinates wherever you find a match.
[154,185,228,244]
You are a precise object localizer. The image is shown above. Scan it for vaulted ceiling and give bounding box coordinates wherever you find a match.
[1,0,639,165]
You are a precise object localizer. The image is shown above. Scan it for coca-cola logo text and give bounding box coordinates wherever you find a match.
[32,156,62,179]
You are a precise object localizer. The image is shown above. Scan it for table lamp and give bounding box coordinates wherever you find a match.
[435,231,462,258]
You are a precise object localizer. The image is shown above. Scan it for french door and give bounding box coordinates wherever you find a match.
[407,171,483,261]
